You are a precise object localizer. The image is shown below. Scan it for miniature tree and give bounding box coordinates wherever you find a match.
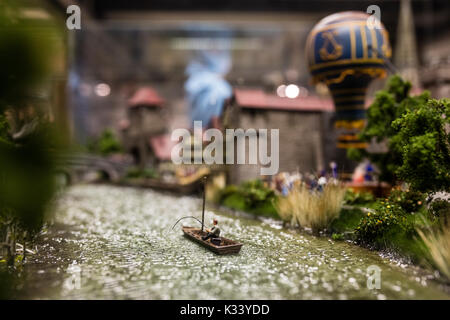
[392,98,450,192]
[347,75,430,184]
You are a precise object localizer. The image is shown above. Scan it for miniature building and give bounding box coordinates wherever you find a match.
[121,87,169,167]
[421,32,450,99]
[222,88,335,184]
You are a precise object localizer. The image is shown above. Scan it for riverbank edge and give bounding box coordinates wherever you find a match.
[209,201,450,293]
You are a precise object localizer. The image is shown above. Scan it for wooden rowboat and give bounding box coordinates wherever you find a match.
[182,226,243,255]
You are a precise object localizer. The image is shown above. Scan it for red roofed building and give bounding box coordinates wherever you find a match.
[128,87,165,108]
[233,89,334,112]
[121,87,169,167]
[222,88,339,184]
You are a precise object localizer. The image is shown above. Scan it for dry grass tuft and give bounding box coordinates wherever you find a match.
[274,192,295,224]
[418,225,450,280]
[275,183,346,232]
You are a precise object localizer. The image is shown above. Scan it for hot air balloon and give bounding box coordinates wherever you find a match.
[306,11,392,149]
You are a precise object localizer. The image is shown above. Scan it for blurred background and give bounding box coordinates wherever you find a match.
[1,0,450,300]
[57,0,450,137]
[20,0,448,175]
[1,0,449,188]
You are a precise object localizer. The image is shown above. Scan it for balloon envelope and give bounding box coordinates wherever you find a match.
[306,11,392,148]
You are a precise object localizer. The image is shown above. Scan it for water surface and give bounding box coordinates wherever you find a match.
[21,185,450,299]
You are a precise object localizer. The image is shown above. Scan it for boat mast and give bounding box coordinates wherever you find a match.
[201,176,206,232]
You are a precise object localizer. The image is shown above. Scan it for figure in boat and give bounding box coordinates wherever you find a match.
[179,177,242,255]
[202,219,220,241]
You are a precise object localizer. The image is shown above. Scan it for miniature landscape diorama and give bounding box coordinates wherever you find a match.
[1,0,450,300]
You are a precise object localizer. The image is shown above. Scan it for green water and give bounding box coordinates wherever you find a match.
[21,185,449,299]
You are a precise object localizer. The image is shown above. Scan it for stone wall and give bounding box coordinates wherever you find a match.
[225,105,330,184]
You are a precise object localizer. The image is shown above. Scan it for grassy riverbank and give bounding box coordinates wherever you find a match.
[218,185,449,284]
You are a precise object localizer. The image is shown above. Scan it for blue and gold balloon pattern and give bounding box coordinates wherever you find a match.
[306,11,392,148]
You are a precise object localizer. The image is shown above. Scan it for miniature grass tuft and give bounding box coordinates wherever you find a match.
[275,183,346,233]
[418,225,450,280]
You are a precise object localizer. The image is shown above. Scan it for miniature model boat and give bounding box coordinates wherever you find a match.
[181,176,243,254]
[182,226,243,255]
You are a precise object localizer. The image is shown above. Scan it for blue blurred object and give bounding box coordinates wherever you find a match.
[365,162,374,181]
[185,50,232,128]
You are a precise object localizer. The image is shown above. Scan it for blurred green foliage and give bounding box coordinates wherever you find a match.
[0,128,57,232]
[220,180,279,218]
[388,189,425,213]
[353,197,431,262]
[0,114,11,144]
[347,75,430,184]
[332,187,433,263]
[0,0,64,276]
[429,200,450,226]
[356,201,411,244]
[87,129,123,156]
[0,1,53,114]
[126,166,158,179]
[392,98,450,192]
[343,189,375,205]
[348,75,450,194]
[330,207,365,238]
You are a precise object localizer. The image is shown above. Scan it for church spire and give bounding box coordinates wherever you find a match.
[394,0,421,88]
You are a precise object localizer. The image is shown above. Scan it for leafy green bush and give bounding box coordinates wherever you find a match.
[388,189,425,213]
[0,2,64,269]
[0,115,11,144]
[220,180,278,218]
[355,200,414,246]
[344,189,375,205]
[331,233,344,241]
[126,167,158,179]
[429,200,450,226]
[330,207,365,237]
[87,129,123,156]
[351,191,444,262]
[240,180,275,207]
[392,98,450,192]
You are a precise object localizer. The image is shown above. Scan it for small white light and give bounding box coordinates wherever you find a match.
[95,83,111,97]
[285,84,299,99]
[276,84,286,98]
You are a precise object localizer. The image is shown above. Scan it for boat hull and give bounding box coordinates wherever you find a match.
[182,226,242,255]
